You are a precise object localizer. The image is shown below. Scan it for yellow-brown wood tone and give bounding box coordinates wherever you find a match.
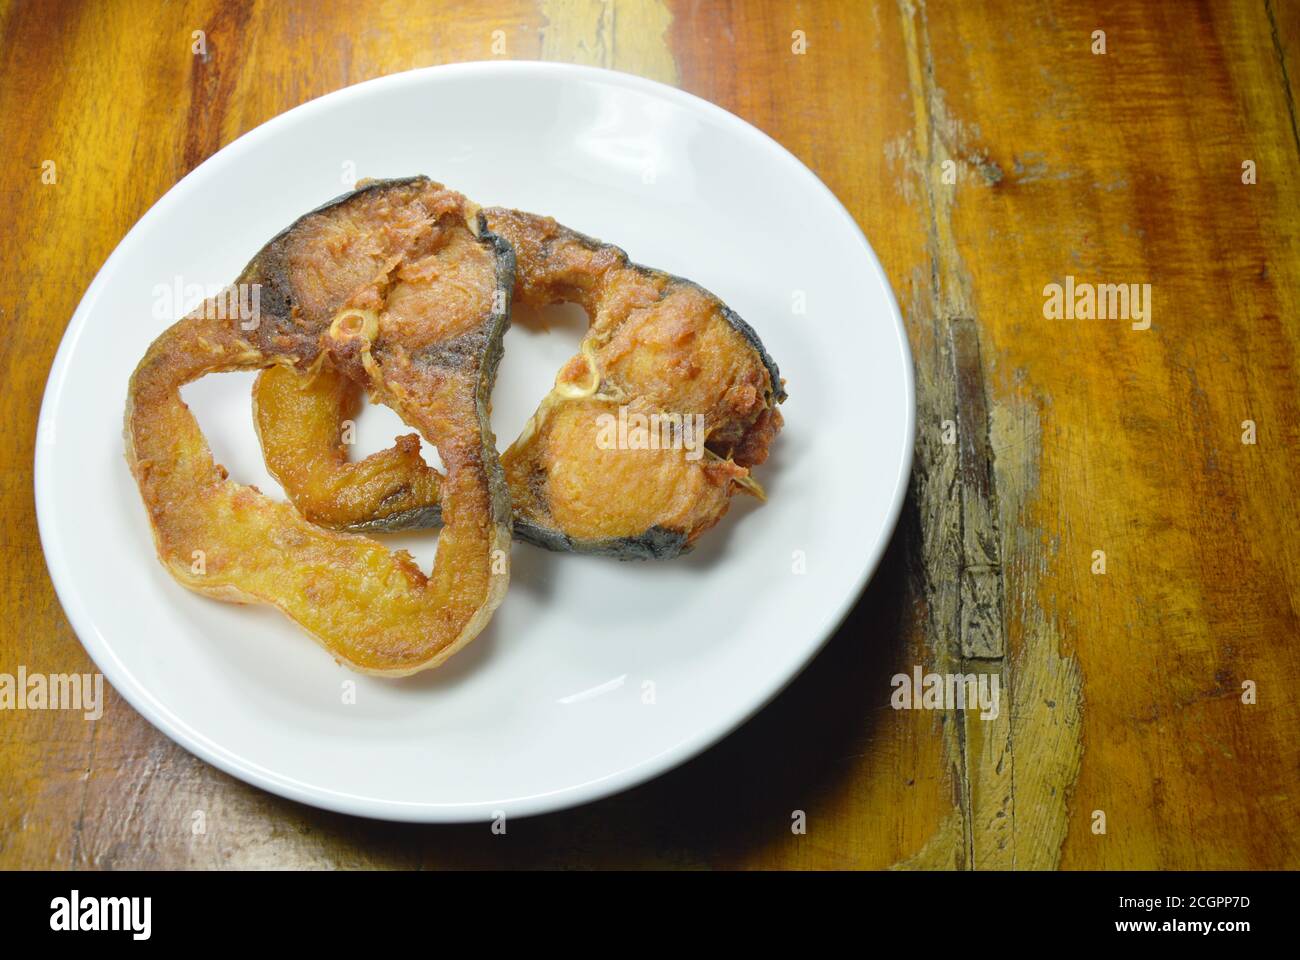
[1,0,1296,869]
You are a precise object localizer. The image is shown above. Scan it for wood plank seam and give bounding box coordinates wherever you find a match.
[1264,0,1300,161]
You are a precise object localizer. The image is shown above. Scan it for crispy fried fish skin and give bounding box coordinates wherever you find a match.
[125,177,514,676]
[254,207,785,559]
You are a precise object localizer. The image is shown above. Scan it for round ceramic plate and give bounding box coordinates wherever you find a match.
[35,62,913,822]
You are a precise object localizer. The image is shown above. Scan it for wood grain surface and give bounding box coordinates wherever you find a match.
[1,0,1297,870]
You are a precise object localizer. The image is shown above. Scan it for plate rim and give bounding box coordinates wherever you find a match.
[33,59,916,823]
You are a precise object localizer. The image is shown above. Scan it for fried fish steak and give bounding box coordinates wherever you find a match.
[253,205,784,559]
[125,177,514,676]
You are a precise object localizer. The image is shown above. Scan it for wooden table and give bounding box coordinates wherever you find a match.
[2,0,1297,870]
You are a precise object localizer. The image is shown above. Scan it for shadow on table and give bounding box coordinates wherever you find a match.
[267,490,923,869]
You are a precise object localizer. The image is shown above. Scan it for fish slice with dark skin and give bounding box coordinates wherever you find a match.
[253,206,785,560]
[125,177,515,676]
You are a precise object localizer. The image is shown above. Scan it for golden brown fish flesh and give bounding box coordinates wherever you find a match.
[125,177,514,675]
[253,206,784,559]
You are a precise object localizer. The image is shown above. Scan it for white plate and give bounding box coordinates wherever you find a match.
[35,62,913,822]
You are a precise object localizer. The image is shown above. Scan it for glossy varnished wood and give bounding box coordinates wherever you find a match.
[0,0,1296,869]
